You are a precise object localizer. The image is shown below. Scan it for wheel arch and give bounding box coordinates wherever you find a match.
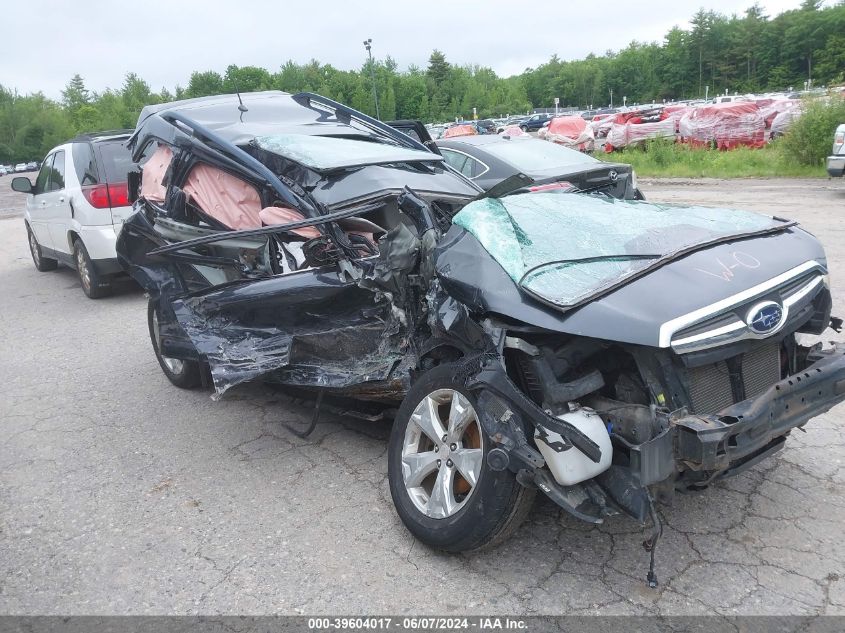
[67,229,82,253]
[418,340,466,369]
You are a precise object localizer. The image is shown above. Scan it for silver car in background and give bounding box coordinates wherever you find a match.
[827,123,844,178]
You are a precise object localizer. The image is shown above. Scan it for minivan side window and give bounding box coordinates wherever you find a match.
[73,143,99,185]
[49,151,67,191]
[34,155,54,195]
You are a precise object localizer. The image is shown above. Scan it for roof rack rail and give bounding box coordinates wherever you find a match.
[66,129,135,143]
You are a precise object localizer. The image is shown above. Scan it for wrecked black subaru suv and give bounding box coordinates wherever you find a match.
[117,91,845,586]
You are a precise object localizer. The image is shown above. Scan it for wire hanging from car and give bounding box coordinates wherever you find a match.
[285,390,324,439]
[642,491,663,588]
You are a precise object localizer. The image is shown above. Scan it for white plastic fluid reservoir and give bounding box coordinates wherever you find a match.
[534,407,612,486]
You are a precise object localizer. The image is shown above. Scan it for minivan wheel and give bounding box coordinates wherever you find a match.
[147,298,202,389]
[73,239,111,299]
[388,363,535,552]
[27,225,57,272]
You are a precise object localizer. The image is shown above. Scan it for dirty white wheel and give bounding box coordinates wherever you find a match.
[401,389,483,519]
[26,225,57,272]
[73,239,111,298]
[388,363,535,552]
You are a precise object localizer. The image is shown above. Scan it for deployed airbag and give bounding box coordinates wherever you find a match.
[183,163,263,230]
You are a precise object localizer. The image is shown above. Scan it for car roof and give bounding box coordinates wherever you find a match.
[67,130,134,144]
[134,91,391,146]
[437,134,540,148]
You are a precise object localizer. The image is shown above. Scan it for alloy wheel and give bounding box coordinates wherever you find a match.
[401,388,483,519]
[29,231,40,266]
[76,248,91,293]
[151,309,185,375]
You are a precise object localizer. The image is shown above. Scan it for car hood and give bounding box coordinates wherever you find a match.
[435,193,824,347]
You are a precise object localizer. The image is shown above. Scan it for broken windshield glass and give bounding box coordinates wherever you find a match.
[253,134,443,171]
[452,193,789,308]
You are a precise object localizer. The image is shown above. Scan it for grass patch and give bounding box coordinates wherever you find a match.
[602,140,826,178]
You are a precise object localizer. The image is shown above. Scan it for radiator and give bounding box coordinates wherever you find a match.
[687,342,781,414]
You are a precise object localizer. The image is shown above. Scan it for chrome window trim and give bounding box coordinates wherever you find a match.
[438,147,490,180]
[658,260,823,348]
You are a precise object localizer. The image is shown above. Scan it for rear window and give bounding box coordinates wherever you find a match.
[481,138,598,172]
[72,143,99,185]
[96,140,135,183]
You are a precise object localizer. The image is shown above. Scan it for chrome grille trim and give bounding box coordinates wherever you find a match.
[658,260,825,351]
[783,274,826,309]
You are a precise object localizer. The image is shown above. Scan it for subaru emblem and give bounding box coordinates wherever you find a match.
[746,301,785,336]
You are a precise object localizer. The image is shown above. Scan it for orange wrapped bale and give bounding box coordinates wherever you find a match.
[679,102,766,150]
[442,124,478,139]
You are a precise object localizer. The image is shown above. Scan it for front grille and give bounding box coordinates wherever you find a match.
[741,342,782,400]
[687,341,781,413]
[688,360,735,413]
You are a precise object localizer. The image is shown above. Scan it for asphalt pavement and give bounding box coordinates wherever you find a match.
[2,178,845,616]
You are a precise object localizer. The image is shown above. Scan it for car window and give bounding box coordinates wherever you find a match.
[34,154,54,195]
[440,149,470,174]
[467,156,488,178]
[97,140,135,183]
[49,150,66,191]
[440,149,487,179]
[72,143,99,185]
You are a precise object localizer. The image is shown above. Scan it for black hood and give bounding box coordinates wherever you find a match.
[434,225,826,348]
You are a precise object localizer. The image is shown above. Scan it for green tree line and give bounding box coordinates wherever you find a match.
[1,0,843,163]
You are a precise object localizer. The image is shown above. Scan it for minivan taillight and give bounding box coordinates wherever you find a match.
[81,182,129,209]
[835,131,845,147]
[107,182,129,207]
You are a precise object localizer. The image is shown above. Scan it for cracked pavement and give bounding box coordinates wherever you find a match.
[2,178,845,615]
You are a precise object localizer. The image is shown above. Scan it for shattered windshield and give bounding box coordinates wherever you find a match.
[452,193,789,308]
[254,134,443,171]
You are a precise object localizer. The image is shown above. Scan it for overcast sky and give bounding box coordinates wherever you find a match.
[2,0,809,100]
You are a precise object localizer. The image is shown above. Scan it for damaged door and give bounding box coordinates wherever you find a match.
[168,252,406,398]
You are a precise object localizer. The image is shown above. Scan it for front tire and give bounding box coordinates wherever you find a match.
[147,298,202,389]
[73,239,111,299]
[388,363,535,552]
[27,225,57,272]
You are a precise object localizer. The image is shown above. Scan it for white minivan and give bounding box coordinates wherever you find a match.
[11,130,136,298]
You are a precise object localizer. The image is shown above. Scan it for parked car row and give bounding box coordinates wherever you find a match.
[0,162,38,175]
[11,91,845,589]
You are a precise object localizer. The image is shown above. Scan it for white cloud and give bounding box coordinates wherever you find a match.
[0,0,810,99]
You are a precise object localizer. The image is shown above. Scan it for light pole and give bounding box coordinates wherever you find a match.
[363,38,380,120]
